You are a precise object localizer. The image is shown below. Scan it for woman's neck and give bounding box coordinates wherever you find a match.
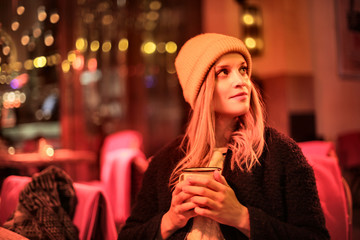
[215,115,237,147]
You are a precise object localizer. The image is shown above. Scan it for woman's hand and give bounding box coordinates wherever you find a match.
[182,170,250,237]
[159,180,198,239]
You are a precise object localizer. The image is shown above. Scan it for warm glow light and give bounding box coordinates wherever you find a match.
[147,11,159,21]
[46,146,54,157]
[53,53,61,65]
[102,14,113,25]
[10,73,28,89]
[21,35,30,46]
[62,60,71,73]
[245,37,256,49]
[157,42,166,53]
[72,55,84,70]
[149,1,162,10]
[20,92,26,103]
[87,58,97,71]
[76,38,88,52]
[2,46,10,56]
[24,59,34,70]
[7,92,15,102]
[17,6,25,15]
[34,56,47,68]
[48,54,61,65]
[37,6,47,22]
[118,38,128,51]
[243,14,255,25]
[12,62,22,72]
[1,63,7,73]
[165,41,177,53]
[142,41,156,54]
[11,21,20,31]
[102,41,112,52]
[50,13,60,24]
[67,51,76,62]
[33,27,42,38]
[90,40,100,52]
[44,33,54,46]
[8,147,15,155]
[84,13,94,24]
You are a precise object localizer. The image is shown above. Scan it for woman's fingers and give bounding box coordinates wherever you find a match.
[213,169,229,186]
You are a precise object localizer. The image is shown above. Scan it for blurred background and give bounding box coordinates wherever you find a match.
[0,0,360,237]
[1,0,360,159]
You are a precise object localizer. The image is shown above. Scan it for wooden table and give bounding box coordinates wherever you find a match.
[0,149,98,181]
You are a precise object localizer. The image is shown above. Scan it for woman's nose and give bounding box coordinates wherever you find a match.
[231,72,246,87]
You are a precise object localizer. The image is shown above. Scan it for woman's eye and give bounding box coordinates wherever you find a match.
[216,69,229,77]
[239,67,248,75]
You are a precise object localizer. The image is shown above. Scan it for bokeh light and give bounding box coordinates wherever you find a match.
[34,56,47,68]
[142,41,156,54]
[118,38,129,51]
[67,51,76,62]
[50,12,60,24]
[2,46,10,56]
[11,21,20,31]
[76,38,88,52]
[17,6,25,15]
[44,33,55,46]
[87,58,97,71]
[245,37,256,49]
[72,55,84,70]
[157,42,166,53]
[165,41,177,53]
[37,6,47,22]
[24,59,34,70]
[90,40,100,52]
[149,1,162,10]
[21,34,30,46]
[102,41,112,52]
[243,14,255,25]
[62,60,71,73]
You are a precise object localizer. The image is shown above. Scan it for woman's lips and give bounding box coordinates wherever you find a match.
[230,92,248,100]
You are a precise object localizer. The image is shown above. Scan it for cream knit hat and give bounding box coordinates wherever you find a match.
[175,33,252,109]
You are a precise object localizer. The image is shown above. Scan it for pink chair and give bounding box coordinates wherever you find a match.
[299,141,352,240]
[0,175,118,240]
[92,130,149,229]
[100,130,144,171]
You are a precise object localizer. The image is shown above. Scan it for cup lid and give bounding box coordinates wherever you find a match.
[182,167,221,172]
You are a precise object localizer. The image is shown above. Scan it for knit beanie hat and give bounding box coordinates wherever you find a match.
[175,33,252,109]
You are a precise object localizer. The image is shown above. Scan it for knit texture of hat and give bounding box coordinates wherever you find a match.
[175,33,252,109]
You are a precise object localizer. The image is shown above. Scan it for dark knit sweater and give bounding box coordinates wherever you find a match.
[118,127,330,240]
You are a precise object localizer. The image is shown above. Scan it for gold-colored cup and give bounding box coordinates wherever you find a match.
[179,167,221,182]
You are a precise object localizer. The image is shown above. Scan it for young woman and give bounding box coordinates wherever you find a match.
[118,33,329,240]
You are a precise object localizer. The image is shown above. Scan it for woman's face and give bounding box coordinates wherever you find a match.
[213,53,251,118]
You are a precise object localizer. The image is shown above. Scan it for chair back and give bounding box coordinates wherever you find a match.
[100,130,143,170]
[299,141,352,240]
[0,175,117,240]
[98,130,148,227]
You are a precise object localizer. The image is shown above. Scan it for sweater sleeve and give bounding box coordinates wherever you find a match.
[117,156,165,240]
[118,137,185,240]
[248,134,330,240]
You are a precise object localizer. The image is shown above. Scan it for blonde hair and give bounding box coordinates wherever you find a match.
[169,67,265,188]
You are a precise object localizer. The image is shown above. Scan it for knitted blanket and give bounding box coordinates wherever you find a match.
[2,166,79,240]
